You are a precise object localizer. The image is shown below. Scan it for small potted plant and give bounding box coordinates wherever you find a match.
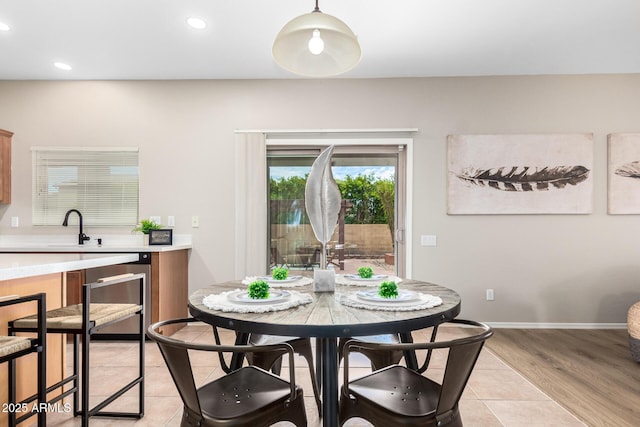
[133,219,162,245]
[378,281,399,299]
[272,267,289,280]
[248,280,270,299]
[357,266,374,279]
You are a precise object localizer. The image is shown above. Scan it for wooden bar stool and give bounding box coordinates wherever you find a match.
[9,273,145,426]
[1,293,46,427]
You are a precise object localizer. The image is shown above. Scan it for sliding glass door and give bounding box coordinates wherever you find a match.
[267,144,407,277]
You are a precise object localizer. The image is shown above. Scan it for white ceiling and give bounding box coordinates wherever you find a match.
[1,0,639,80]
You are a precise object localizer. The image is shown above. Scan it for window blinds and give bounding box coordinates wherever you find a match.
[32,147,139,227]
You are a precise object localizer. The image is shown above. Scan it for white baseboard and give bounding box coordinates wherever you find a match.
[487,322,627,329]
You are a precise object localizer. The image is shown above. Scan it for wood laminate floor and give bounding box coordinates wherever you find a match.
[486,328,640,427]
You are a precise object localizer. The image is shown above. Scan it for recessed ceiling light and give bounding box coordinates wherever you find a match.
[0,22,10,31]
[53,62,72,71]
[186,17,207,29]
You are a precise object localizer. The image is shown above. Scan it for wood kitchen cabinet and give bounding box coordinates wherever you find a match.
[152,250,189,335]
[0,129,12,204]
[0,274,64,426]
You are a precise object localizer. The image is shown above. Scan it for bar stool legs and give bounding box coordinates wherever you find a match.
[1,293,47,427]
[9,274,145,426]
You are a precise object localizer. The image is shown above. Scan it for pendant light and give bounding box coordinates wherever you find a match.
[272,0,361,77]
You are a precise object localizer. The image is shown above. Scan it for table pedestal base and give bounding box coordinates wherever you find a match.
[318,338,339,427]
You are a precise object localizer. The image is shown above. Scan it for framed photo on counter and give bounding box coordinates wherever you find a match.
[149,229,173,245]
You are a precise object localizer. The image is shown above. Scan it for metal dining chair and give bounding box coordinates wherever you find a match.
[148,318,307,427]
[338,334,403,370]
[338,325,442,371]
[247,334,322,417]
[1,293,47,427]
[339,319,493,426]
[207,326,322,417]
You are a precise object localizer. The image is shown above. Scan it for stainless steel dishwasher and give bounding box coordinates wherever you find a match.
[84,252,151,339]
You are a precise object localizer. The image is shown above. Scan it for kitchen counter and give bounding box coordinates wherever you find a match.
[0,252,142,417]
[0,234,192,253]
[0,236,191,335]
[0,253,139,281]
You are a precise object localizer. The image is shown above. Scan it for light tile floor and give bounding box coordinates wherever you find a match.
[31,324,586,427]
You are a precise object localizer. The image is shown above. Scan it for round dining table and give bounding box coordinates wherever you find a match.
[188,278,461,427]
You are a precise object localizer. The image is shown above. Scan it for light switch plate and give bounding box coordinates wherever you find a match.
[167,216,175,227]
[421,235,437,246]
[10,216,18,228]
[191,216,199,228]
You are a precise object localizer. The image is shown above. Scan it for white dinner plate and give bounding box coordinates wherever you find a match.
[257,275,302,284]
[356,289,419,303]
[344,274,388,281]
[228,290,291,304]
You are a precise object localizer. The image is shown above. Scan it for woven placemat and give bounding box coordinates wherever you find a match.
[202,289,312,313]
[337,291,442,312]
[335,274,403,287]
[242,276,312,288]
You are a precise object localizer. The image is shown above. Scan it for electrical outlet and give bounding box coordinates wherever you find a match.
[150,215,161,225]
[10,216,18,228]
[420,235,437,246]
[191,216,199,228]
[486,289,495,301]
[167,216,175,227]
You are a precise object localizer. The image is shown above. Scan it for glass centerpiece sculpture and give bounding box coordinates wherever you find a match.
[305,145,341,292]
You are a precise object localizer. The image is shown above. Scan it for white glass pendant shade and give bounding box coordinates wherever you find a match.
[272,11,361,77]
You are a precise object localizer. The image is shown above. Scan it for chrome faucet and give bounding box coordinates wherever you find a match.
[62,209,90,245]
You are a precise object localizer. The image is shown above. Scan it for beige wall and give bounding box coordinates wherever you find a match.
[0,75,639,324]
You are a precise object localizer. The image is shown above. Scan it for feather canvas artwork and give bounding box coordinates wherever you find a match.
[608,133,640,214]
[455,165,590,192]
[447,134,594,214]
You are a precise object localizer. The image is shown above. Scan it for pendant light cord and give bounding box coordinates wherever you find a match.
[314,0,320,12]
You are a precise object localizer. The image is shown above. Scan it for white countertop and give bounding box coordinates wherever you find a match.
[0,253,140,281]
[0,234,192,253]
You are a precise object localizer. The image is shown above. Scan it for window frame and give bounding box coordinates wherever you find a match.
[31,146,140,227]
[266,137,412,278]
